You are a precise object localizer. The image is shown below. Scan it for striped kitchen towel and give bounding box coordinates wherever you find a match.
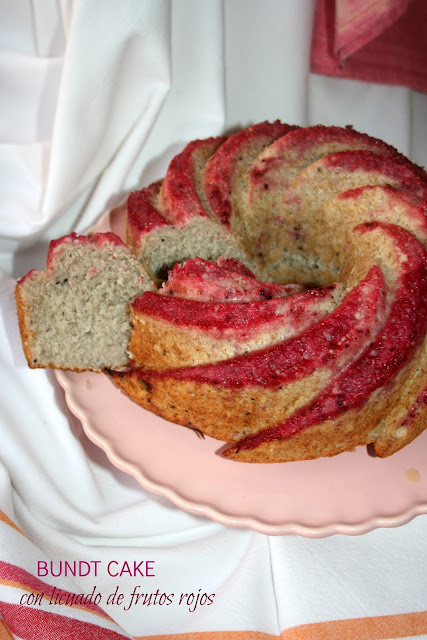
[0,509,133,640]
[1,504,427,640]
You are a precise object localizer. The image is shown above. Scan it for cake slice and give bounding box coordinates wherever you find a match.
[160,136,227,224]
[15,232,154,371]
[127,137,256,280]
[126,181,173,280]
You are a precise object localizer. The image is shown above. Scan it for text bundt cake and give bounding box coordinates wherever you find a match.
[15,232,154,371]
[16,122,427,463]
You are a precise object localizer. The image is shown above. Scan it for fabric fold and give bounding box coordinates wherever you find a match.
[334,0,409,63]
[311,0,427,93]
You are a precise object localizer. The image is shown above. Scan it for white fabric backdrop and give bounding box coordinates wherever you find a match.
[1,0,427,636]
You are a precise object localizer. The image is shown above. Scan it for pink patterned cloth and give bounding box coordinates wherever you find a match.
[311,0,427,92]
[0,511,133,640]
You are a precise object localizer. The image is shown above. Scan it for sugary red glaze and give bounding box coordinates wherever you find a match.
[230,223,427,453]
[46,232,125,270]
[133,284,336,340]
[161,137,226,225]
[168,256,256,280]
[159,257,303,302]
[140,264,386,386]
[204,121,297,228]
[250,125,402,192]
[127,182,170,236]
[89,232,126,249]
[321,151,427,198]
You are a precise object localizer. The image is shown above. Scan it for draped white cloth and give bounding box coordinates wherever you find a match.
[1,1,426,637]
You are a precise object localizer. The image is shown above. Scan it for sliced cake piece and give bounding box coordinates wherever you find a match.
[127,137,256,280]
[160,136,227,224]
[126,181,174,280]
[15,232,154,371]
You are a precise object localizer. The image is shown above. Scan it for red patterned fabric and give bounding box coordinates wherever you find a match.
[311,0,427,92]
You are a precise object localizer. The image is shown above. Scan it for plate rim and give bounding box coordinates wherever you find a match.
[55,369,427,538]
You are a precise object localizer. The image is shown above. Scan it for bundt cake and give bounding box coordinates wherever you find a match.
[15,122,427,464]
[15,232,154,371]
[112,123,427,463]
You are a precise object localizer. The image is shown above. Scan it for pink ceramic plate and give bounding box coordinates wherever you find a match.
[55,203,427,537]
